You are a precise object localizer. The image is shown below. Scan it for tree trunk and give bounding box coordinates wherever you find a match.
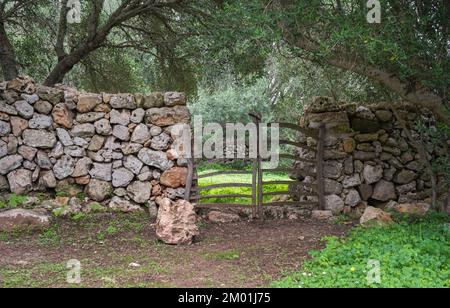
[0,19,19,81]
[446,187,450,214]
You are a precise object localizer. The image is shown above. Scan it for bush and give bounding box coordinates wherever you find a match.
[272,212,450,288]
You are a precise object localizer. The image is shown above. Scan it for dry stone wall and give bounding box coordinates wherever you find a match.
[0,76,190,213]
[294,97,450,217]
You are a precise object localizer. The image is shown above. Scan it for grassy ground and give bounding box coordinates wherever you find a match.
[0,213,350,288]
[272,212,450,288]
[197,163,289,204]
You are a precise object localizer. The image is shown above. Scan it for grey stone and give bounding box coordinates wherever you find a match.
[164,92,186,107]
[363,164,383,184]
[354,151,378,161]
[18,145,37,161]
[109,196,143,212]
[343,156,353,175]
[123,155,143,175]
[7,135,18,154]
[372,180,396,201]
[28,114,53,129]
[127,181,151,204]
[142,93,164,109]
[0,209,51,231]
[165,187,186,200]
[0,155,23,175]
[121,143,143,155]
[130,108,145,124]
[7,169,32,194]
[14,100,34,119]
[345,189,361,207]
[396,181,416,194]
[138,148,174,171]
[76,112,105,123]
[0,101,17,115]
[110,94,136,109]
[64,145,86,158]
[375,110,393,122]
[112,167,134,188]
[324,178,343,195]
[131,124,150,144]
[323,161,343,179]
[94,119,112,136]
[53,155,75,180]
[110,109,130,126]
[0,175,10,191]
[394,169,417,185]
[112,125,130,141]
[39,170,57,188]
[145,106,190,126]
[34,100,53,114]
[358,184,373,201]
[324,194,345,214]
[85,180,112,202]
[56,128,73,146]
[21,93,39,105]
[0,140,7,158]
[72,157,93,177]
[23,160,37,170]
[343,174,362,188]
[73,137,88,147]
[150,125,162,136]
[151,132,171,150]
[89,163,112,181]
[49,142,64,159]
[0,120,11,136]
[71,123,96,138]
[36,151,52,170]
[88,135,105,151]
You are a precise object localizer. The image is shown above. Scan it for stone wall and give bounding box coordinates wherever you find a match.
[294,97,450,217]
[0,76,190,214]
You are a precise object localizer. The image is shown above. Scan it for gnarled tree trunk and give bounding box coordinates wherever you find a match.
[0,19,19,81]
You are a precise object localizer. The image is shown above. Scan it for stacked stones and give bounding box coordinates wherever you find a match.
[294,97,449,216]
[0,76,190,212]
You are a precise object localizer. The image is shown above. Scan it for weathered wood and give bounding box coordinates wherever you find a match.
[279,139,317,152]
[194,203,253,209]
[195,170,252,179]
[191,194,253,200]
[317,123,326,210]
[263,201,318,207]
[192,183,253,192]
[275,123,319,139]
[184,158,194,201]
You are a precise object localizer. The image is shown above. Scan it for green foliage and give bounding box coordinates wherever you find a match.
[197,164,288,204]
[272,212,450,288]
[71,213,86,222]
[38,227,61,247]
[0,194,27,209]
[205,249,241,261]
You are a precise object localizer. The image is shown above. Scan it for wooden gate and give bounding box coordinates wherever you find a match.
[184,114,326,218]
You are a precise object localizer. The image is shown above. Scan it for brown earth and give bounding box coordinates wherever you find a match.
[0,213,352,288]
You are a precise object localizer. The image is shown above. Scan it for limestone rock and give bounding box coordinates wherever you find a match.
[138,148,174,171]
[109,196,142,213]
[131,123,150,144]
[110,109,130,126]
[155,197,198,245]
[112,167,134,187]
[71,123,95,138]
[34,100,53,114]
[130,108,145,124]
[360,206,394,227]
[10,117,28,136]
[53,155,75,180]
[311,210,333,220]
[89,163,112,181]
[0,209,51,231]
[372,180,396,201]
[112,125,130,141]
[123,155,143,175]
[52,103,73,128]
[85,179,112,202]
[160,167,188,188]
[14,100,34,119]
[164,92,186,107]
[72,157,93,177]
[0,155,24,175]
[363,164,383,184]
[127,181,151,204]
[324,194,345,214]
[94,119,112,136]
[146,106,190,126]
[110,94,136,109]
[77,94,101,113]
[0,120,11,136]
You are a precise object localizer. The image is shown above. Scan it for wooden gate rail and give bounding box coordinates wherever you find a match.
[184,114,327,217]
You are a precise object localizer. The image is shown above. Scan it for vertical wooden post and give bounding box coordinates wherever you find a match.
[184,157,194,202]
[249,112,263,218]
[317,123,326,210]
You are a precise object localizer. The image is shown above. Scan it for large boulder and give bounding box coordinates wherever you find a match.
[324,194,345,214]
[0,209,51,231]
[126,181,151,204]
[155,197,199,245]
[372,180,396,201]
[360,206,394,227]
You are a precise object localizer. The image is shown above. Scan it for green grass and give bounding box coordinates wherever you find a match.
[197,163,289,204]
[272,212,450,288]
[0,194,28,209]
[204,249,241,261]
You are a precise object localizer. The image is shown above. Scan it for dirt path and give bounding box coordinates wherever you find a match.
[0,213,352,288]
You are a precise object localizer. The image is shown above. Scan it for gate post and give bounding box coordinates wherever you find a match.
[316,123,326,210]
[249,112,262,218]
